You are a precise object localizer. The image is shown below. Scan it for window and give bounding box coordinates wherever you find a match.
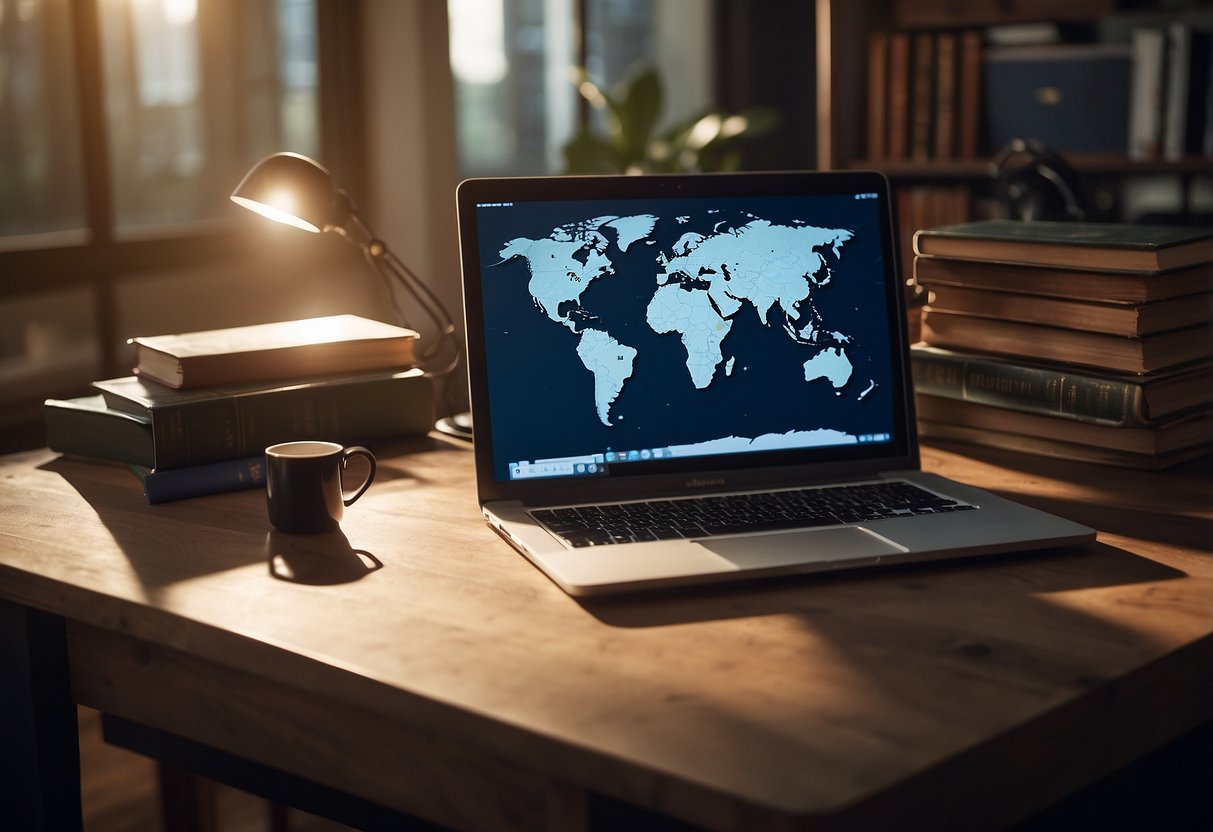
[0,0,87,237]
[99,0,320,231]
[447,0,713,177]
[0,0,333,451]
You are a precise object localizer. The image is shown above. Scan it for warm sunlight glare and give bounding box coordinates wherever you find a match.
[161,0,197,26]
[14,0,38,24]
[449,0,507,85]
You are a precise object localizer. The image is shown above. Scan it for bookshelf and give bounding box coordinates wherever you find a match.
[815,0,1213,231]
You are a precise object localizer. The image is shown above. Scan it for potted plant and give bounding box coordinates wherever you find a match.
[562,65,779,175]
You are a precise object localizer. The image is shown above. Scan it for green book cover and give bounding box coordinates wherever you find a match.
[91,369,434,470]
[918,220,1213,251]
[44,395,155,467]
[914,220,1213,272]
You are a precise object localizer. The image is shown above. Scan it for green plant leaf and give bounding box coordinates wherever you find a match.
[561,65,782,174]
[616,67,662,163]
[562,131,622,175]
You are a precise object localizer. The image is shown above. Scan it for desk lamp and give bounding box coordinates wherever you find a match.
[231,152,471,439]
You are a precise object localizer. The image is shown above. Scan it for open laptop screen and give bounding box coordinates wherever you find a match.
[458,172,913,492]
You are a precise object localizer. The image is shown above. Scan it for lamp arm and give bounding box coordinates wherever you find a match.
[363,244,462,376]
[319,201,461,383]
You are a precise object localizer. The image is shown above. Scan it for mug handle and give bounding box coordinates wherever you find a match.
[340,446,377,506]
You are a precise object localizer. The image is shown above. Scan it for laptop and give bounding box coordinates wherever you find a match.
[455,170,1095,596]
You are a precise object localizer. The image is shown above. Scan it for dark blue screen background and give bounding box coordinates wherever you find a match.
[474,193,899,482]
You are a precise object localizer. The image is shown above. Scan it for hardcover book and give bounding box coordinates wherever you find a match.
[956,30,984,159]
[914,257,1213,304]
[92,369,434,470]
[1129,26,1166,160]
[128,314,418,389]
[924,284,1213,336]
[913,220,1213,273]
[129,456,266,504]
[920,309,1213,374]
[910,31,936,162]
[917,420,1210,470]
[916,394,1213,457]
[886,31,912,160]
[933,31,957,160]
[1161,24,1213,161]
[983,43,1131,155]
[910,345,1213,426]
[866,30,888,159]
[44,395,154,468]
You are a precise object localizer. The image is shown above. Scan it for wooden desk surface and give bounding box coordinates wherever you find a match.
[0,440,1210,831]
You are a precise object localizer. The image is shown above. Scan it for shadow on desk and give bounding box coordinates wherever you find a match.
[37,456,271,593]
[266,529,383,585]
[583,537,1205,831]
[923,440,1213,552]
[583,540,1182,629]
[36,455,388,596]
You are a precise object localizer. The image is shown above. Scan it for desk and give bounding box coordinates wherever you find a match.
[1,439,1210,831]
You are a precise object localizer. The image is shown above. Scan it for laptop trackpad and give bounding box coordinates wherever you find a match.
[699,526,905,569]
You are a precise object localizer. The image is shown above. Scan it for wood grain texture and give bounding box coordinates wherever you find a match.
[1,439,1211,830]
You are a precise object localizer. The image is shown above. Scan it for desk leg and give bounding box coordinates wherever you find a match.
[0,600,82,831]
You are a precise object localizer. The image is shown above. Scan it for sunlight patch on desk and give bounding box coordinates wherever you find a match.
[1035,583,1213,648]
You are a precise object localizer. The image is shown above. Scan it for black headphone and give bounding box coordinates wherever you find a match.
[989,138,1088,222]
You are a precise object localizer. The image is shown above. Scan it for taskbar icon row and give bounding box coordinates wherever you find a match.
[508,447,673,481]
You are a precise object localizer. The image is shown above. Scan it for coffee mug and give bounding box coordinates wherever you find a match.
[265,441,376,534]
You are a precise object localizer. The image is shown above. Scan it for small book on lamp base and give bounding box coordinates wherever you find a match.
[129,314,419,389]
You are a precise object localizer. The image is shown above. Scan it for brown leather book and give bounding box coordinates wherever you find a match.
[886,31,912,160]
[129,314,418,389]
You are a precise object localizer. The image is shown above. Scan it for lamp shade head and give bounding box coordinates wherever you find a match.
[230,152,345,233]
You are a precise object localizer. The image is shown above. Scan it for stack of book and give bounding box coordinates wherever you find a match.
[44,315,433,503]
[910,219,1213,469]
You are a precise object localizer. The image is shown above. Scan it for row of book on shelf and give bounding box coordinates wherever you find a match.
[867,27,983,162]
[867,18,1213,163]
[44,314,432,503]
[910,218,1213,469]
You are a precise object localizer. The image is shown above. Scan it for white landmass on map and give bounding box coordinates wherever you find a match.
[803,346,853,390]
[575,328,637,426]
[669,428,857,458]
[499,212,864,433]
[646,219,853,390]
[604,214,658,251]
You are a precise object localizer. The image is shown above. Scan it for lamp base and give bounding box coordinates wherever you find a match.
[435,411,473,441]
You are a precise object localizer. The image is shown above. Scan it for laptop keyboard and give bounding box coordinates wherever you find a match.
[530,480,975,548]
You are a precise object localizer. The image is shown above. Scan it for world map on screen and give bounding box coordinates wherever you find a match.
[498,211,867,431]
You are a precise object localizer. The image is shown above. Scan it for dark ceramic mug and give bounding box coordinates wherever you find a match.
[265,441,376,534]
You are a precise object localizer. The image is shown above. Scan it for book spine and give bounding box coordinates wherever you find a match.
[147,374,433,469]
[1187,30,1212,156]
[1163,22,1192,163]
[933,31,957,161]
[138,456,266,504]
[910,349,1146,426]
[910,31,936,162]
[956,30,983,159]
[866,30,888,160]
[1129,27,1166,161]
[887,32,912,161]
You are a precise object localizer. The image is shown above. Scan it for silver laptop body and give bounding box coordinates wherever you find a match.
[456,171,1095,596]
